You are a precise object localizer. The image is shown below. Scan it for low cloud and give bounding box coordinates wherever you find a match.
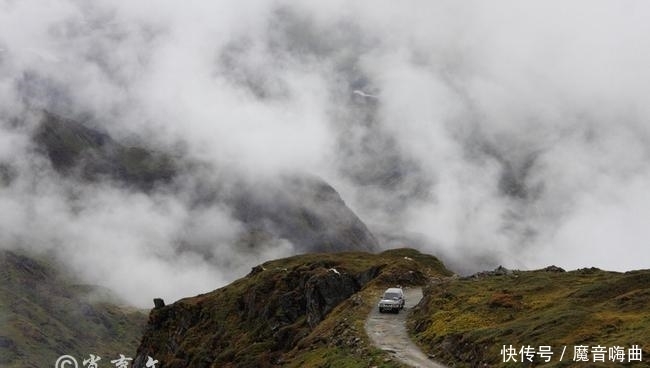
[1,0,650,305]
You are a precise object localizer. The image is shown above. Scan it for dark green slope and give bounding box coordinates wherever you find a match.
[0,250,147,368]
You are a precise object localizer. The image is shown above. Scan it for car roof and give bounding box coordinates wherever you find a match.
[385,287,403,293]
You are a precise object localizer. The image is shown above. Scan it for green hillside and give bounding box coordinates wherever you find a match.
[409,267,650,367]
[0,250,147,368]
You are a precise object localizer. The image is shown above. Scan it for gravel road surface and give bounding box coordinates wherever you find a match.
[365,287,447,368]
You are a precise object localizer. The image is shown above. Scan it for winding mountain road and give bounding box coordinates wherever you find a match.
[365,287,447,368]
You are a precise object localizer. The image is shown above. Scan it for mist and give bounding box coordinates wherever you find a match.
[2,0,650,306]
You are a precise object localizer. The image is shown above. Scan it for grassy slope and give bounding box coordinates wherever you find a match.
[135,248,451,368]
[0,250,147,368]
[409,268,650,367]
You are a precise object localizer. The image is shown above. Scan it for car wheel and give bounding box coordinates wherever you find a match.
[379,308,384,313]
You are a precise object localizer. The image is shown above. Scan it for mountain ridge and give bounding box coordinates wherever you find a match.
[132,248,451,368]
[30,111,379,254]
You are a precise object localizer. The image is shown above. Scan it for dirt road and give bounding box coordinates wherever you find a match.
[365,287,446,368]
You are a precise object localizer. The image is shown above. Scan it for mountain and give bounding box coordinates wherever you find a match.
[32,112,378,253]
[19,113,650,367]
[33,112,176,190]
[229,174,378,253]
[131,248,451,368]
[0,250,147,368]
[131,255,650,368]
[0,112,384,366]
[409,266,650,367]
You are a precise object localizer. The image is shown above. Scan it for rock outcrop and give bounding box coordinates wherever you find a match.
[131,249,451,368]
[132,262,376,367]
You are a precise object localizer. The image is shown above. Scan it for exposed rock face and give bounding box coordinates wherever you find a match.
[464,265,515,279]
[304,269,361,327]
[131,256,384,368]
[131,249,451,367]
[153,298,166,309]
[543,265,566,273]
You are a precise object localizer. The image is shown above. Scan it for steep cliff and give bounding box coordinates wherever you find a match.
[132,249,451,368]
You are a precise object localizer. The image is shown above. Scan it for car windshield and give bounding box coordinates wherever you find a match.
[383,292,400,299]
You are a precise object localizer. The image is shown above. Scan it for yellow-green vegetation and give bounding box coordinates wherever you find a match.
[409,267,650,367]
[0,250,147,368]
[135,248,451,367]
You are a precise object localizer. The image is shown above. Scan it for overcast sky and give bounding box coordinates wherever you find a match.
[1,0,650,306]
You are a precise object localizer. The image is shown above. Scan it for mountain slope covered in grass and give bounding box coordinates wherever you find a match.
[409,267,650,367]
[0,250,147,368]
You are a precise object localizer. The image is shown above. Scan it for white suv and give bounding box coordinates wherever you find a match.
[378,287,405,313]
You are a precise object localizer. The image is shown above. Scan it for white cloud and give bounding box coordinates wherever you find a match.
[2,0,650,307]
